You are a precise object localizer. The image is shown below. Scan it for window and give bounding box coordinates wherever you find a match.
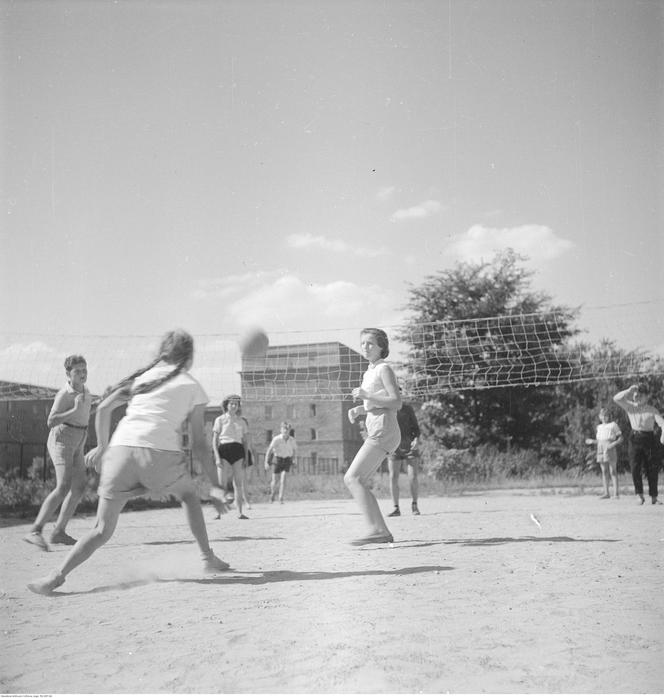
[310,428,317,441]
[309,403,316,417]
[266,429,273,444]
[286,404,297,419]
[264,405,273,420]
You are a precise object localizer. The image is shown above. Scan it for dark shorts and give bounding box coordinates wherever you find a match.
[273,456,293,474]
[218,441,245,464]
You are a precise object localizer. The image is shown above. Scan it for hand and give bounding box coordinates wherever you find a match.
[351,387,367,401]
[348,407,358,424]
[74,392,85,408]
[264,462,270,471]
[84,446,103,474]
[584,438,594,445]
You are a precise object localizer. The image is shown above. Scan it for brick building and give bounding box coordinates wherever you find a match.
[239,342,368,473]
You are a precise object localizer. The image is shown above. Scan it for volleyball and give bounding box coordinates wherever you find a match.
[238,327,269,357]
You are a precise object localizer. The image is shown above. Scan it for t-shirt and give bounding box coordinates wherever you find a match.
[268,434,297,458]
[110,364,208,452]
[213,414,247,444]
[596,422,621,462]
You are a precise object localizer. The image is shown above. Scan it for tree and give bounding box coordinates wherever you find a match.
[398,250,579,457]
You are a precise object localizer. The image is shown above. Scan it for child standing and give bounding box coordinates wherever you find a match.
[27,329,229,595]
[265,422,297,503]
[23,355,93,550]
[212,395,250,519]
[345,328,402,545]
[585,408,623,499]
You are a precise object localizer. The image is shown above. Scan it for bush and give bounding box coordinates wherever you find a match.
[425,444,549,483]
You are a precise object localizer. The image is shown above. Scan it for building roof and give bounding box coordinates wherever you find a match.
[0,380,60,401]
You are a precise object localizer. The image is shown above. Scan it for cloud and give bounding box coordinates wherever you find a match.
[192,272,404,335]
[376,186,396,201]
[287,233,390,258]
[449,224,574,264]
[390,199,444,222]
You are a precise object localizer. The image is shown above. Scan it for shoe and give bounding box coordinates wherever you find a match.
[270,492,276,503]
[202,550,231,573]
[652,497,662,505]
[351,532,394,546]
[238,514,249,520]
[27,571,65,595]
[387,507,400,517]
[279,499,284,504]
[638,495,645,505]
[23,531,49,551]
[412,502,421,515]
[50,531,77,545]
[598,494,610,500]
[212,514,221,520]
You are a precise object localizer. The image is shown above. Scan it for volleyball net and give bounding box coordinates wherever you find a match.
[1,302,661,403]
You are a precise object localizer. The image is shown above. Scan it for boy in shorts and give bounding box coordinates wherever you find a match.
[265,422,297,504]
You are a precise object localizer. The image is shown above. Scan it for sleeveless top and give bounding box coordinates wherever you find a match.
[360,362,401,454]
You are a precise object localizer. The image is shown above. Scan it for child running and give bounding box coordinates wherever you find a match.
[345,328,402,545]
[23,354,93,550]
[585,407,623,499]
[265,421,297,503]
[27,329,229,595]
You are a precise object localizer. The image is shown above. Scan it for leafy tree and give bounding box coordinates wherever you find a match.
[398,250,580,458]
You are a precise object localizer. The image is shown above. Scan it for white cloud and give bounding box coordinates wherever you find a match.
[287,233,390,258]
[449,224,574,264]
[376,186,396,201]
[390,199,444,222]
[192,272,404,335]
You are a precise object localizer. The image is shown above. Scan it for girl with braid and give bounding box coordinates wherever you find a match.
[27,329,230,595]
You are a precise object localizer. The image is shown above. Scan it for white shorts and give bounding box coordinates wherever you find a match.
[98,446,192,502]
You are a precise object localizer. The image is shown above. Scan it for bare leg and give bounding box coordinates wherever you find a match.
[387,457,400,507]
[63,497,126,577]
[408,461,420,509]
[231,460,246,517]
[344,441,391,537]
[52,465,87,538]
[31,463,72,533]
[609,462,619,498]
[279,471,287,502]
[599,463,610,498]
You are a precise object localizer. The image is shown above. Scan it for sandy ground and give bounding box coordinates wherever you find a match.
[1,491,663,694]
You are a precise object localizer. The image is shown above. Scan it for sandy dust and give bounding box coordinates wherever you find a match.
[2,492,663,693]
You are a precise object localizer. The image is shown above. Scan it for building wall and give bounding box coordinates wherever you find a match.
[239,342,369,470]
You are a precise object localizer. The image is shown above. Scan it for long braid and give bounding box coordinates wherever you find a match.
[105,329,194,399]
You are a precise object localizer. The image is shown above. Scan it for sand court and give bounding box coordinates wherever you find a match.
[2,492,662,693]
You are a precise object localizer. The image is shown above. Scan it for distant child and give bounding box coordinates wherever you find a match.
[585,408,623,499]
[23,355,93,550]
[212,394,250,519]
[613,384,664,504]
[265,422,297,503]
[346,328,402,545]
[27,329,229,595]
[387,400,422,516]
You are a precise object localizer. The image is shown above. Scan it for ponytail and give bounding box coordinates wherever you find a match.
[106,329,195,398]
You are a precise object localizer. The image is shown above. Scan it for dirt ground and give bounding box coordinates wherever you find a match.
[1,491,663,694]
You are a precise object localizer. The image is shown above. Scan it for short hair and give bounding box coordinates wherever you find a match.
[634,384,649,398]
[222,394,242,414]
[361,327,389,359]
[280,421,292,430]
[64,355,86,372]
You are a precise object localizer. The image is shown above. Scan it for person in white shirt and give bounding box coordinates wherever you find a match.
[212,395,250,519]
[27,329,230,595]
[585,408,623,499]
[613,384,664,505]
[264,422,297,504]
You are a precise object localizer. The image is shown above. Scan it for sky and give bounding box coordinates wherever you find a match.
[1,0,663,398]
